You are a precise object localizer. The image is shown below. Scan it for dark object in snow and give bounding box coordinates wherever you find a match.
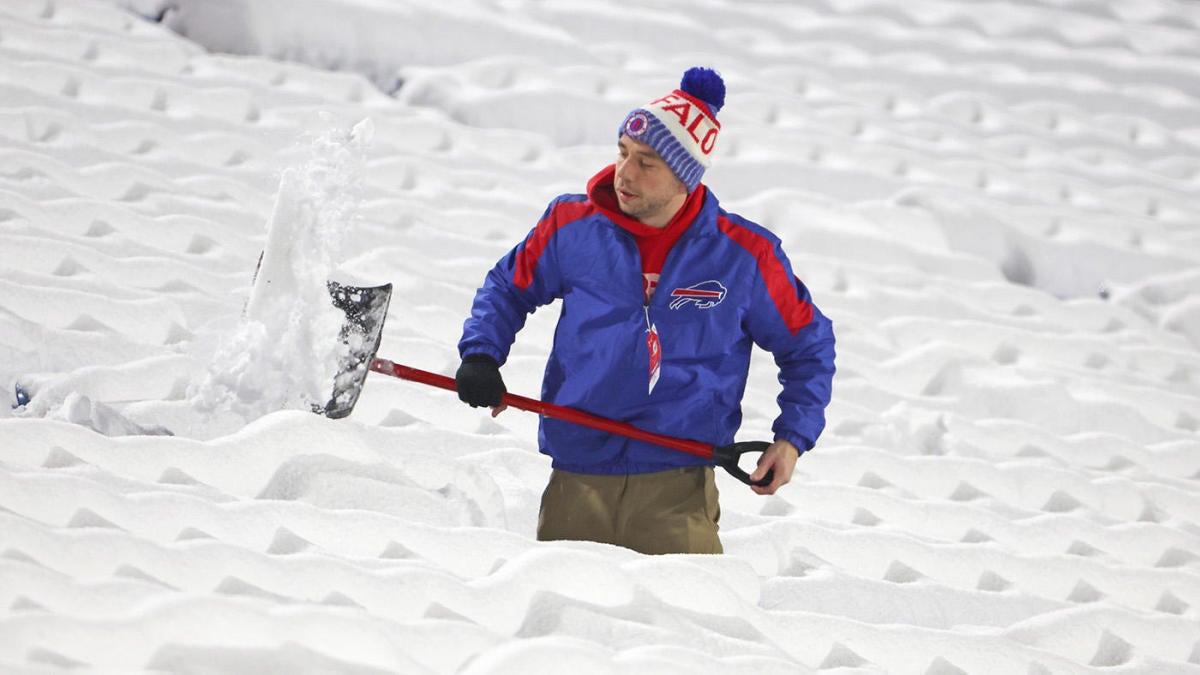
[13,383,30,409]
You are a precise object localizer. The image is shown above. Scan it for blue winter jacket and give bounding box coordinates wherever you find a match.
[459,169,835,475]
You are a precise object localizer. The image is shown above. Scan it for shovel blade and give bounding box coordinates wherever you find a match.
[320,281,393,419]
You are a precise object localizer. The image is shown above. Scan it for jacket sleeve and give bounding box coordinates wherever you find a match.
[744,241,836,453]
[457,201,566,365]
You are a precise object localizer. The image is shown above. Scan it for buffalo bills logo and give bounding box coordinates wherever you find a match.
[624,111,650,138]
[669,280,727,310]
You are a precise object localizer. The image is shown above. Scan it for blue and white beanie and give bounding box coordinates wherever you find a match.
[619,67,725,193]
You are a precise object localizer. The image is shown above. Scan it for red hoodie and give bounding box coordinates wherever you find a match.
[587,165,706,303]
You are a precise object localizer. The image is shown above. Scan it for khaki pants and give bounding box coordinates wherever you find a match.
[537,466,722,554]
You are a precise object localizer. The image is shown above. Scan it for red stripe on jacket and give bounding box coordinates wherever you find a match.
[716,216,813,335]
[513,200,595,290]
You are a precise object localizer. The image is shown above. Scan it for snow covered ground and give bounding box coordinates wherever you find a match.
[2,0,1199,672]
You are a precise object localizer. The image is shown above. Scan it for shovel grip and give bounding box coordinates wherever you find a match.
[711,441,775,487]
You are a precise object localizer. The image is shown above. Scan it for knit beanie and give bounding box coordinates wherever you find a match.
[619,67,725,192]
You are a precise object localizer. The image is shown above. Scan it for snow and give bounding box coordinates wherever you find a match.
[2,0,1199,672]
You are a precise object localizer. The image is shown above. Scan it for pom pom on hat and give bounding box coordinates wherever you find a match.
[619,67,726,192]
[680,67,725,114]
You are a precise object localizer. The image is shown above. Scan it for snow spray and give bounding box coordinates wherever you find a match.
[191,116,375,427]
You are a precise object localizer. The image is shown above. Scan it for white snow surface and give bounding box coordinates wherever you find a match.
[2,0,1200,672]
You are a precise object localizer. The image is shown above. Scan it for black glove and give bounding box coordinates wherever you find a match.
[455,354,506,408]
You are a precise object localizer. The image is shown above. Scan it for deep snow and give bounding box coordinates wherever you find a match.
[1,0,1199,672]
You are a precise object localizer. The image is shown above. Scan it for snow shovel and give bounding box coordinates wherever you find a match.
[321,282,774,487]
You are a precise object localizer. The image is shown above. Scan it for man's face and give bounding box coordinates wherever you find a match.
[614,135,687,228]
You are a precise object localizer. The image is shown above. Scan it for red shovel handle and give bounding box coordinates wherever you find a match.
[370,358,715,459]
[368,358,773,486]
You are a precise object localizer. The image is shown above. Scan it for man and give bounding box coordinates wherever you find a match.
[456,67,835,554]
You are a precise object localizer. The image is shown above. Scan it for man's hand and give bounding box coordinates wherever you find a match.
[749,439,800,495]
[455,354,506,414]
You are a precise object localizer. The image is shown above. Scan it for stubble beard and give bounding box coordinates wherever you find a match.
[617,186,672,225]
